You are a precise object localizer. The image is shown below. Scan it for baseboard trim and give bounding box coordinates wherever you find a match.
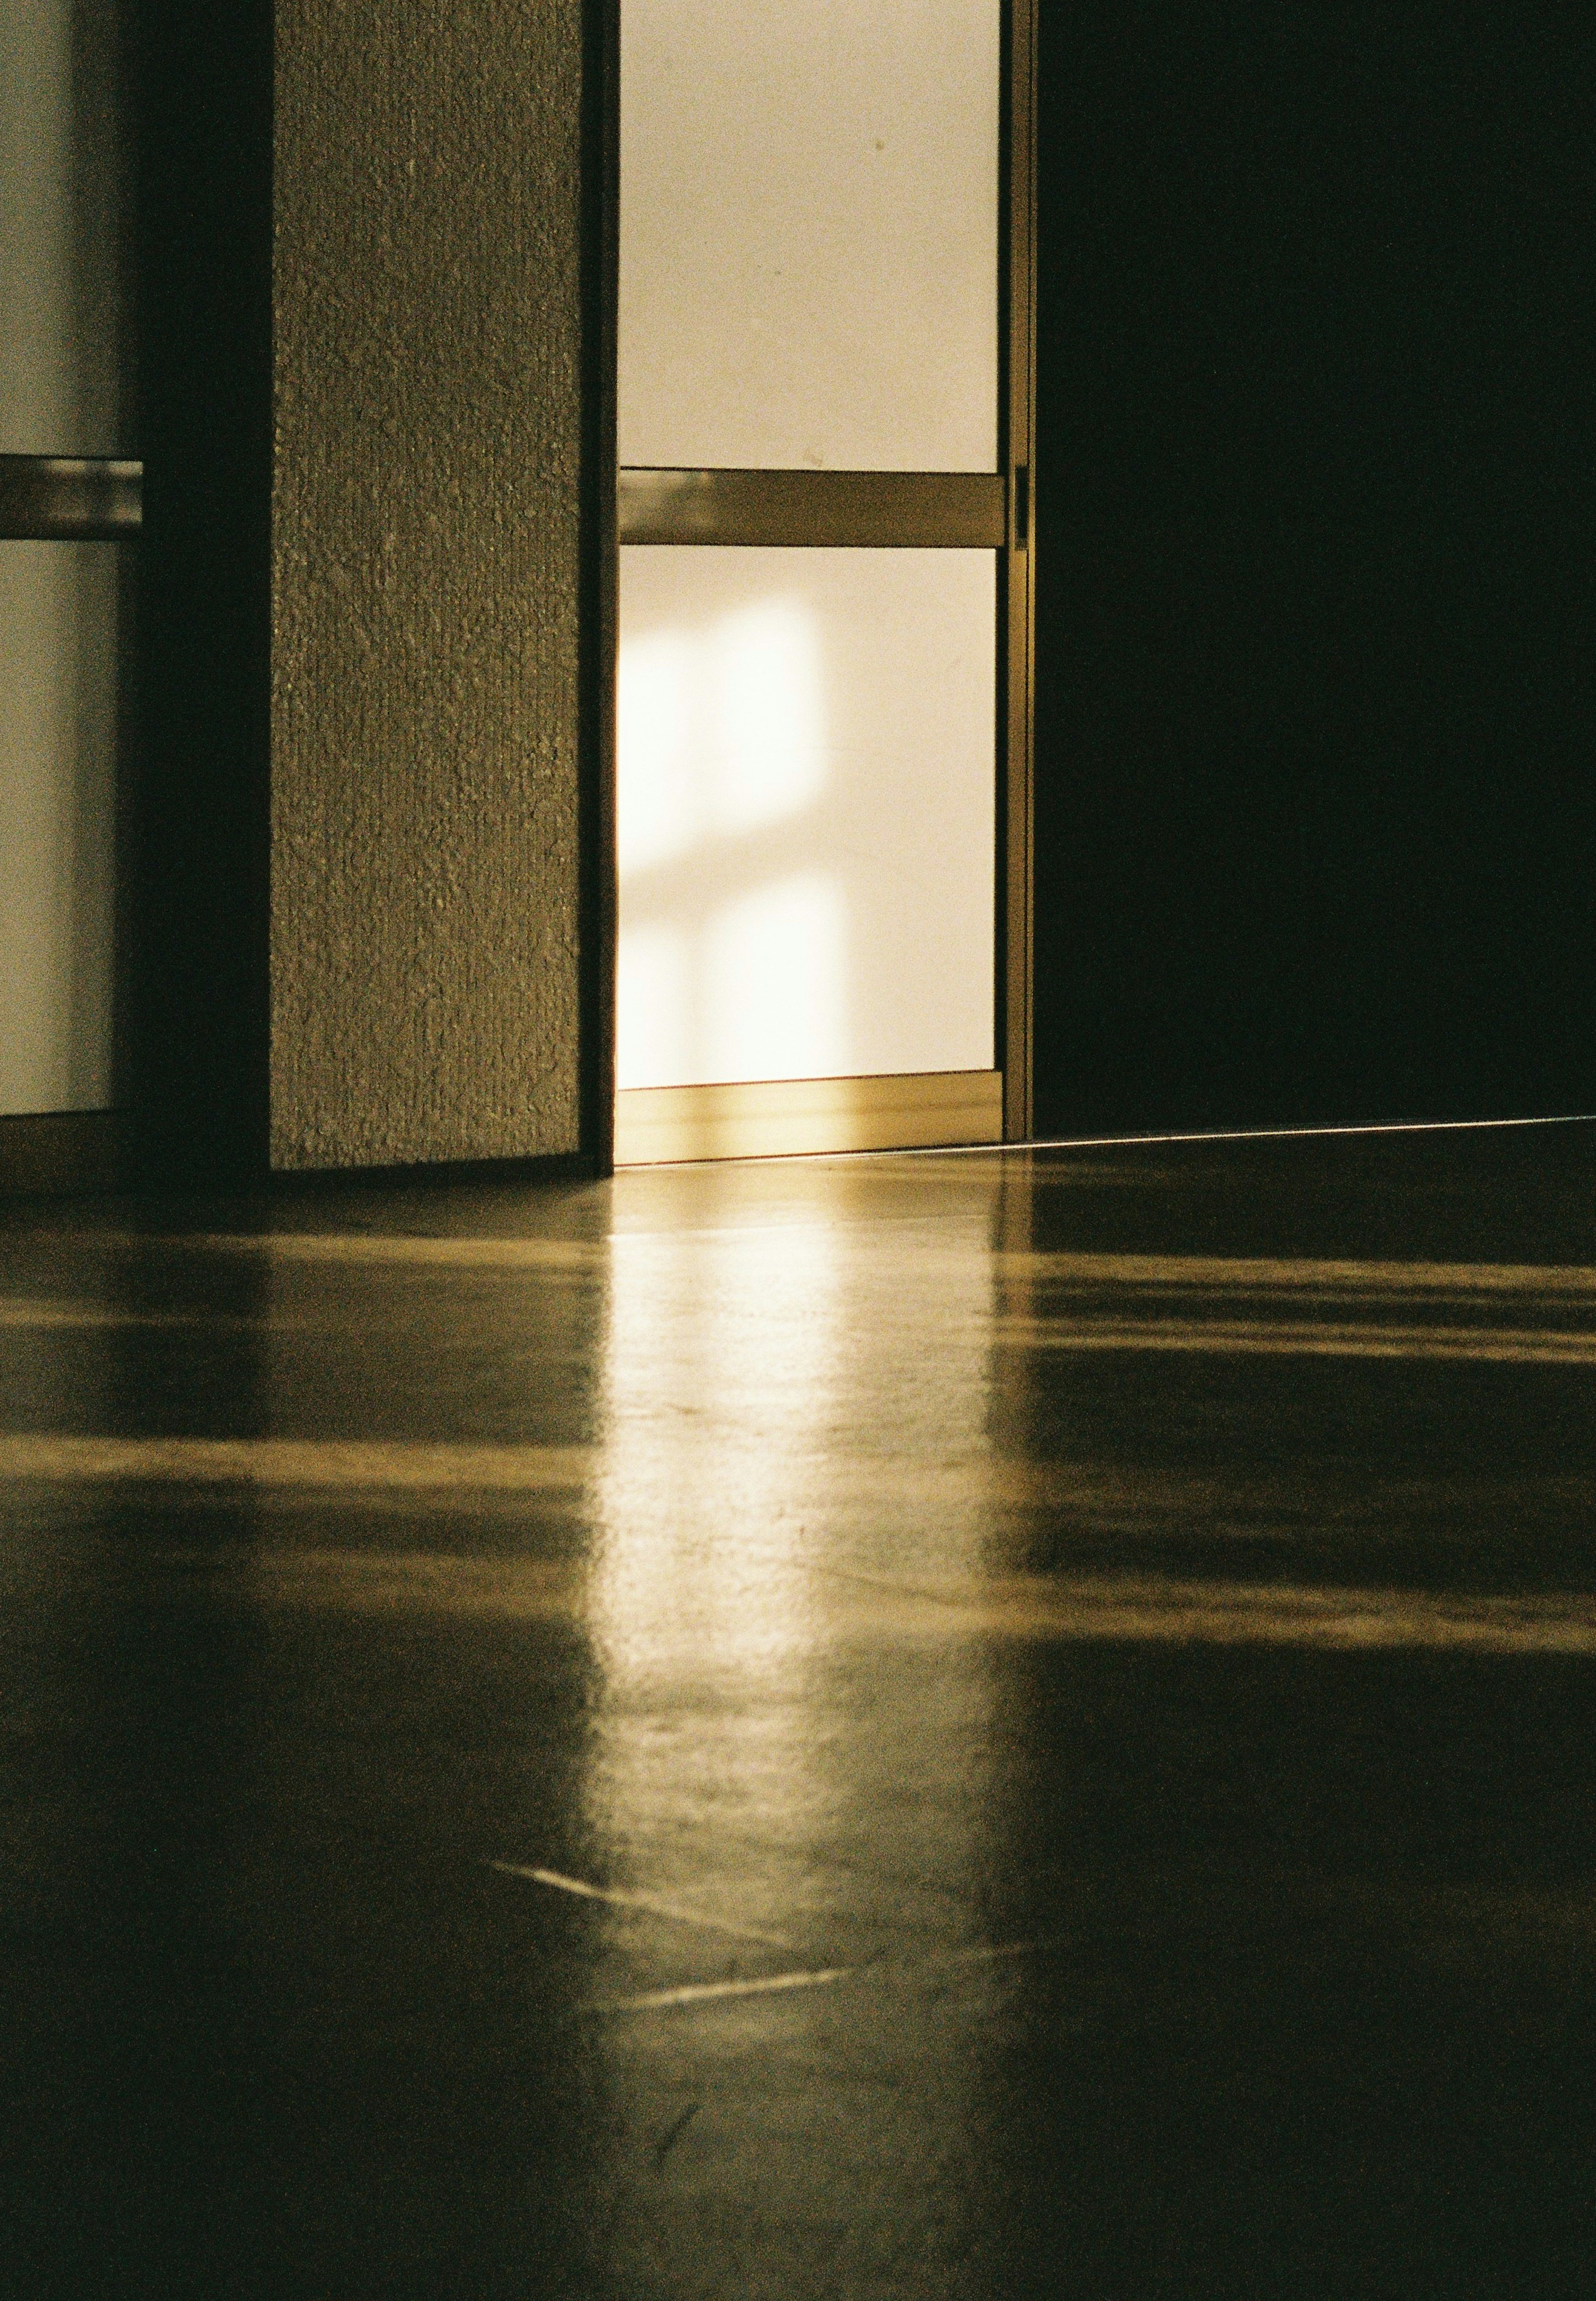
[614,1069,1004,1166]
[0,1109,127,1196]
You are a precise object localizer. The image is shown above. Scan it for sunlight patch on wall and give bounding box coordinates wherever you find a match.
[699,872,846,1087]
[617,587,840,1089]
[615,921,691,1089]
[618,597,824,880]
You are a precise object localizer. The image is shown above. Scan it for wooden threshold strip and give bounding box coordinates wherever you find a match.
[618,468,1006,549]
[613,1070,1004,1166]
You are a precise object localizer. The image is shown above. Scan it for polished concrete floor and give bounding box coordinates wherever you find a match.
[3,1120,1596,2298]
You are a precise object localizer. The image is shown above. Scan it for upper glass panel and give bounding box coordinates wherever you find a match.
[1,0,135,455]
[619,0,1000,473]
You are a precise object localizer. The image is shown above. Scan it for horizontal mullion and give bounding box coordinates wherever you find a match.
[619,467,1006,549]
[0,456,143,541]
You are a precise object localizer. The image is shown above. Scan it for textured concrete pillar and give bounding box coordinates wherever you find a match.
[269,0,590,1169]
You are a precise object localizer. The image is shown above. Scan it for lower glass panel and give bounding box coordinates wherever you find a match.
[618,546,997,1091]
[0,542,126,1114]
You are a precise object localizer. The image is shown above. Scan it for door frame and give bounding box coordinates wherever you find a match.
[1000,0,1039,1146]
[588,0,1037,1172]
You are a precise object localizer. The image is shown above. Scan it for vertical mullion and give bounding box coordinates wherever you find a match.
[1001,0,1038,1142]
[582,0,621,1175]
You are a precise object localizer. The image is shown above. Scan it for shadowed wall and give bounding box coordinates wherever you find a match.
[1032,3,1595,1136]
[268,0,587,1170]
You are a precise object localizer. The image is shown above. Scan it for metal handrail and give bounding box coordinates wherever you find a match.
[0,456,142,540]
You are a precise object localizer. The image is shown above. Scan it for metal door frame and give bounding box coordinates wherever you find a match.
[594,0,1037,1169]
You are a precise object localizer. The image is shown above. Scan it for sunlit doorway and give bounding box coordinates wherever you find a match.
[613,0,1035,1163]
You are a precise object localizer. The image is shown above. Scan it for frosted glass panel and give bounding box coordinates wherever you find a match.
[618,548,995,1089]
[619,0,1000,472]
[1,543,123,1113]
[1,0,135,453]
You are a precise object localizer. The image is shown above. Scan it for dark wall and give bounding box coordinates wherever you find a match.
[1032,4,1594,1136]
[131,0,274,1183]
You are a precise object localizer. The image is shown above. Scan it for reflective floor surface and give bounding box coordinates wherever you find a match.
[3,1120,1596,2297]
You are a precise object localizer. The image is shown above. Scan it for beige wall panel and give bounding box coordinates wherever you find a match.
[270,0,586,1170]
[0,543,121,1114]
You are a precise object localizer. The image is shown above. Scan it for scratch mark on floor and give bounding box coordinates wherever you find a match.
[490,1862,793,1948]
[653,2101,701,2164]
[590,1938,1052,2014]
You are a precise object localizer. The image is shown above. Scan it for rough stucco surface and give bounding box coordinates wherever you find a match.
[271,0,584,1168]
